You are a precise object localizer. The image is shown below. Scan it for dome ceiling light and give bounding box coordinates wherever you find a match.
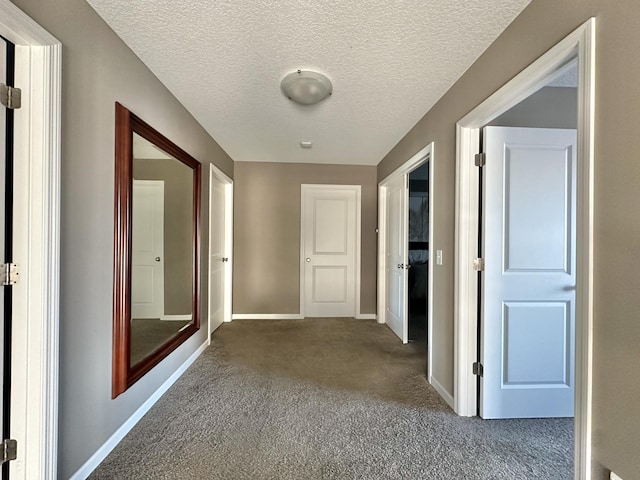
[280,70,333,105]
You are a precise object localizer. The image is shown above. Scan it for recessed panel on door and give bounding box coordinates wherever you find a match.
[314,198,348,254]
[504,144,572,273]
[503,301,570,387]
[313,266,347,303]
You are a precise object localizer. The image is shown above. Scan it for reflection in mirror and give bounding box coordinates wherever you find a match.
[113,103,201,398]
[130,134,194,365]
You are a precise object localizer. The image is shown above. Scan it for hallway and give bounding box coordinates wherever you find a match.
[91,319,572,479]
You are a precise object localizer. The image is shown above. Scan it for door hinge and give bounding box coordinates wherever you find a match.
[1,439,17,464]
[473,257,484,272]
[1,263,19,286]
[472,362,484,377]
[474,152,486,167]
[0,84,22,109]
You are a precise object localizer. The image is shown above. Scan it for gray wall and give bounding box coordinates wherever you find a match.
[377,1,640,478]
[10,0,233,477]
[488,86,577,128]
[233,162,377,315]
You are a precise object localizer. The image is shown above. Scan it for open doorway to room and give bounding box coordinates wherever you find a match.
[454,19,595,479]
[407,163,429,344]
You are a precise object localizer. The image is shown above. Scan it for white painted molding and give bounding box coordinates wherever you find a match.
[429,375,455,410]
[355,313,377,320]
[232,314,304,320]
[453,17,596,480]
[69,341,209,480]
[1,2,62,479]
[610,472,623,480]
[161,314,193,321]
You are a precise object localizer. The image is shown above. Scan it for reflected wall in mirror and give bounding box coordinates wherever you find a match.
[113,103,201,398]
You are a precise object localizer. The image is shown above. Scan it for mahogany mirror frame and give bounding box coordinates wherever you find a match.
[112,102,201,398]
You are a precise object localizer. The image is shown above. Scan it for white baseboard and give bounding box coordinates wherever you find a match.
[429,375,455,410]
[355,313,377,320]
[69,341,208,480]
[232,314,304,320]
[610,473,624,480]
[161,314,192,321]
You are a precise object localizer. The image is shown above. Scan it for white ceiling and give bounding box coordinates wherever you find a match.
[87,0,531,166]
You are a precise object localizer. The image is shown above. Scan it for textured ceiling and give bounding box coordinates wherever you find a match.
[87,0,531,165]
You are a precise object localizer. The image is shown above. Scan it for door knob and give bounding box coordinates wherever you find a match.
[397,264,403,269]
[221,257,229,262]
[155,257,161,262]
[306,258,311,262]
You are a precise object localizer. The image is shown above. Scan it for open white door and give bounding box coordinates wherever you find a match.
[208,165,232,336]
[131,180,165,319]
[480,126,576,419]
[302,185,359,318]
[384,175,408,343]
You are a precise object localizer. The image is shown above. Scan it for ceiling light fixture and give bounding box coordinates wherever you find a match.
[281,70,332,105]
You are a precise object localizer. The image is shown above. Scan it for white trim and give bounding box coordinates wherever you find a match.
[610,473,623,480]
[355,313,377,320]
[232,314,304,320]
[1,2,62,479]
[160,315,193,321]
[207,164,234,344]
[453,18,595,480]
[377,144,433,353]
[299,184,362,318]
[429,375,455,410]
[68,340,208,480]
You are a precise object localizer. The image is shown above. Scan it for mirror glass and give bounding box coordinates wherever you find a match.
[130,133,194,366]
[113,103,201,398]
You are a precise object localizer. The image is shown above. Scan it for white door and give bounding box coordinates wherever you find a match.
[384,175,408,343]
[480,126,576,419]
[208,167,230,335]
[302,185,359,317]
[132,180,165,319]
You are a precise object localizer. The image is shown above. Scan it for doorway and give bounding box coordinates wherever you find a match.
[0,3,62,478]
[454,19,595,479]
[377,143,435,377]
[208,164,233,340]
[300,184,361,318]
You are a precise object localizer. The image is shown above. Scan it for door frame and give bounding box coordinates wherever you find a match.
[299,184,361,318]
[0,2,61,479]
[208,163,233,342]
[453,18,595,480]
[377,143,434,361]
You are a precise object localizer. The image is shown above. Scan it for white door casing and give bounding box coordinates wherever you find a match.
[480,126,577,419]
[384,174,408,343]
[301,185,360,318]
[0,37,7,441]
[208,164,233,339]
[131,180,165,319]
[1,2,62,478]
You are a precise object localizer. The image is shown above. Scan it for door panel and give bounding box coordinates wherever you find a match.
[481,126,576,419]
[302,185,357,317]
[384,175,408,342]
[131,180,165,319]
[209,171,227,333]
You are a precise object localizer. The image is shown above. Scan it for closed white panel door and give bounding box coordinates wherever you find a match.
[481,126,576,419]
[209,172,226,333]
[303,185,358,317]
[132,180,165,319]
[385,175,408,342]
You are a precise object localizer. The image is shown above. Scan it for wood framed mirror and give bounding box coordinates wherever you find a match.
[113,103,201,398]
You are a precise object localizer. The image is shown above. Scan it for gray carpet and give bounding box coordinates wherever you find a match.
[91,318,573,479]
